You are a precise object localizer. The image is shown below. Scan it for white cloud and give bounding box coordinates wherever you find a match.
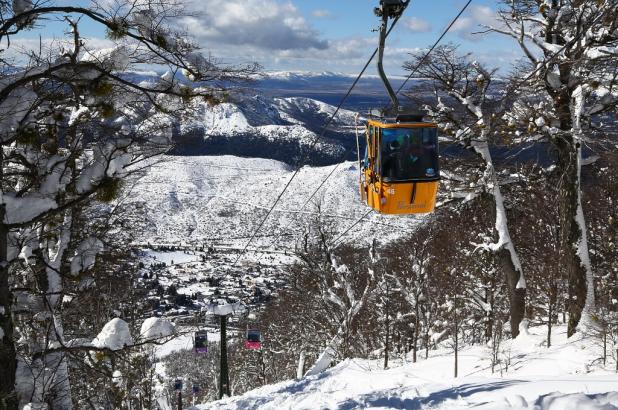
[451,5,500,41]
[312,9,333,19]
[181,0,328,51]
[403,17,432,33]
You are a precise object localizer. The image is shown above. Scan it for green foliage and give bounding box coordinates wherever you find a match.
[179,86,194,104]
[99,102,116,119]
[92,81,114,97]
[203,94,221,106]
[155,33,168,49]
[96,177,123,203]
[106,19,129,40]
[15,127,39,146]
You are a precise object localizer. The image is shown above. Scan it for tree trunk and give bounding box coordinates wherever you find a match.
[484,288,492,343]
[0,205,18,410]
[412,303,419,363]
[547,302,552,348]
[296,351,306,380]
[384,296,390,369]
[454,322,458,378]
[475,139,526,339]
[304,335,341,377]
[603,329,606,366]
[498,249,526,338]
[219,315,230,399]
[555,137,593,336]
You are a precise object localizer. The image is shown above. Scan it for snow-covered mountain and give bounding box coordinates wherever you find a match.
[171,95,361,165]
[120,70,430,165]
[256,70,421,114]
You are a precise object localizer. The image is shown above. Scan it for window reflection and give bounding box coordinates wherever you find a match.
[380,127,439,181]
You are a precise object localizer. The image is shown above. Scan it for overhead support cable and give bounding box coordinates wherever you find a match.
[292,0,475,251]
[230,2,412,267]
[393,0,473,99]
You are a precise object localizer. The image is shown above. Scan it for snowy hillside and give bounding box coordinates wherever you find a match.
[127,155,422,250]
[171,95,361,165]
[192,325,618,410]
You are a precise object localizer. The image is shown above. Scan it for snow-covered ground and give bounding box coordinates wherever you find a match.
[192,324,618,409]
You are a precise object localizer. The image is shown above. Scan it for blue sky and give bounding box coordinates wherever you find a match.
[13,0,521,75]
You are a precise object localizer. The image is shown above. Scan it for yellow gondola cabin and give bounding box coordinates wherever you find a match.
[361,0,440,215]
[360,114,440,215]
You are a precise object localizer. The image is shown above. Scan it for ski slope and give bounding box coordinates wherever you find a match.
[192,324,618,409]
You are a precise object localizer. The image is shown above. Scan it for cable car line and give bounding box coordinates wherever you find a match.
[331,209,375,250]
[236,0,477,263]
[262,0,474,252]
[230,2,412,267]
[310,0,472,249]
[392,0,473,100]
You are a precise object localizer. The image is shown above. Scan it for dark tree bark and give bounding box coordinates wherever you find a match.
[552,61,589,336]
[498,249,526,338]
[454,317,459,378]
[555,137,589,336]
[412,302,419,363]
[219,315,230,399]
[0,147,17,410]
[0,206,18,410]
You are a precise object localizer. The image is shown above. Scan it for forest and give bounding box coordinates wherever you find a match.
[0,0,617,409]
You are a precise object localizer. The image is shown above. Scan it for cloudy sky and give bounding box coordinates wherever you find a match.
[16,0,521,75]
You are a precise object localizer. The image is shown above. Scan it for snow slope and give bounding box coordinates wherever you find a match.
[193,325,618,409]
[127,155,423,251]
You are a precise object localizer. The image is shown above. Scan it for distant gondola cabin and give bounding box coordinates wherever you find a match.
[194,331,208,353]
[245,329,262,350]
[361,116,440,214]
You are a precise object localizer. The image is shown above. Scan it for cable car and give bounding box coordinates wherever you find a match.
[194,330,208,353]
[245,328,262,350]
[360,0,440,214]
[361,115,439,214]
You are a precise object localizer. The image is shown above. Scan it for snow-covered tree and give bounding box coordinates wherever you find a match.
[508,167,566,347]
[0,1,258,407]
[382,225,435,363]
[488,0,618,336]
[371,267,400,369]
[405,45,526,337]
[299,235,375,377]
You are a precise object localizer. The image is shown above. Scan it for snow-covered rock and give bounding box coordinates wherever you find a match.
[140,317,175,340]
[92,318,133,351]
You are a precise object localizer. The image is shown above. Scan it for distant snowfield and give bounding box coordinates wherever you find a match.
[127,155,425,253]
[192,325,618,410]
